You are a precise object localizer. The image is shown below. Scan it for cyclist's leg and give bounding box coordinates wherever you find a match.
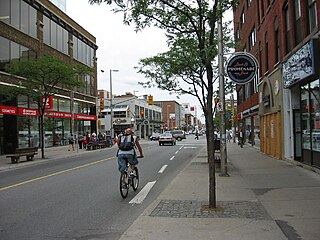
[117,155,127,173]
[128,154,138,171]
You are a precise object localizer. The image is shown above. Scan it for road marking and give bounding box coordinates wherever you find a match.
[184,147,197,149]
[175,151,179,154]
[129,181,156,204]
[0,157,114,191]
[179,146,183,150]
[170,156,175,161]
[158,165,168,173]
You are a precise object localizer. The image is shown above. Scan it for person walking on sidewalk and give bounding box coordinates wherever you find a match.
[68,134,75,151]
[238,129,243,148]
[194,130,199,140]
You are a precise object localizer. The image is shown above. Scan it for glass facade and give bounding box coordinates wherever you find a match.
[0,0,37,39]
[301,79,320,166]
[72,35,95,67]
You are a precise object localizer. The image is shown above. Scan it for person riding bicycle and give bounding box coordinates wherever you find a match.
[117,128,143,175]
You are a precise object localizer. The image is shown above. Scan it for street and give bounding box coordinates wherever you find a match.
[0,136,205,240]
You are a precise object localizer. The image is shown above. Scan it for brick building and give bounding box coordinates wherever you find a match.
[0,0,98,153]
[233,0,319,167]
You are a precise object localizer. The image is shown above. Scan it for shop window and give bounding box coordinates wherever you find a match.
[301,84,311,150]
[310,80,320,152]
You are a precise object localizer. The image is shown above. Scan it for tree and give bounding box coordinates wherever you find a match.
[89,0,236,208]
[3,56,90,159]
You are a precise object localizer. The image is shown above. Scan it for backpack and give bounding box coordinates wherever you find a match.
[118,134,135,151]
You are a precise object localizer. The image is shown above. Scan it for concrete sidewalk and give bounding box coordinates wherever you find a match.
[119,142,320,240]
[0,144,116,172]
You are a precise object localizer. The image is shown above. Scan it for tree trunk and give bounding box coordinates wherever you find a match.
[205,111,216,208]
[40,114,45,159]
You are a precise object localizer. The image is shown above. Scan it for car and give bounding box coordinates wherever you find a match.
[159,133,176,146]
[150,132,160,141]
[172,130,186,141]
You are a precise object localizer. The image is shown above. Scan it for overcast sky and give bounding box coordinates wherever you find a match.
[66,0,233,120]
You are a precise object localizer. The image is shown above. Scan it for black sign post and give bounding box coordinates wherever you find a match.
[226,52,258,84]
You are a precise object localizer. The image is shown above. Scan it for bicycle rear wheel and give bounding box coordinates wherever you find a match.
[131,167,139,191]
[120,172,129,198]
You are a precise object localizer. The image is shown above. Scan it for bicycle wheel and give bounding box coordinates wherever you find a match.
[131,167,139,191]
[120,172,129,198]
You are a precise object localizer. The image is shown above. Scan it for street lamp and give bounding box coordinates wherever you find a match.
[167,104,171,131]
[110,69,119,144]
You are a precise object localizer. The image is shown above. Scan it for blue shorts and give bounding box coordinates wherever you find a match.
[118,154,139,173]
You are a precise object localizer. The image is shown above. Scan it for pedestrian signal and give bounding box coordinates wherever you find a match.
[148,95,153,105]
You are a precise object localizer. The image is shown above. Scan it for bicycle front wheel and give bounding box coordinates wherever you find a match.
[120,172,129,198]
[131,167,139,191]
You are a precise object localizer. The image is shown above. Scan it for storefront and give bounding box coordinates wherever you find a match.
[0,96,96,154]
[283,39,319,167]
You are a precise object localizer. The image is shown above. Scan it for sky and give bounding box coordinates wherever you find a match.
[66,0,233,121]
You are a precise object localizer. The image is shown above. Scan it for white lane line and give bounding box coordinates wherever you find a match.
[179,146,183,150]
[170,156,175,161]
[184,146,197,149]
[158,164,168,174]
[129,181,156,204]
[175,151,179,154]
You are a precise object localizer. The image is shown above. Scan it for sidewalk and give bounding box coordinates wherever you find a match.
[119,142,320,240]
[0,144,116,172]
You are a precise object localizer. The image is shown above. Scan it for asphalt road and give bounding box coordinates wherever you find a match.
[0,136,205,240]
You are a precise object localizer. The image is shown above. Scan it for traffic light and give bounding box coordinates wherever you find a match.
[148,95,153,105]
[140,111,144,119]
[99,99,104,112]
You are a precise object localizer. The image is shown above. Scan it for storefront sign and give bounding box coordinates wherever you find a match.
[227,52,258,84]
[283,40,317,88]
[18,108,40,116]
[0,105,17,115]
[42,95,53,109]
[45,111,71,119]
[74,113,97,121]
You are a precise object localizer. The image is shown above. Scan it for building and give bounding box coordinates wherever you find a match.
[0,0,98,153]
[233,0,319,167]
[98,91,162,139]
[154,100,183,131]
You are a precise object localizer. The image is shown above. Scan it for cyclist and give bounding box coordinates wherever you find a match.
[117,128,143,175]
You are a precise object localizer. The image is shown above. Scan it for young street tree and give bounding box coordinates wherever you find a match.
[3,56,89,159]
[89,0,236,208]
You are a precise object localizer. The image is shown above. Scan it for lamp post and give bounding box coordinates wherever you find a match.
[110,69,119,144]
[167,104,171,131]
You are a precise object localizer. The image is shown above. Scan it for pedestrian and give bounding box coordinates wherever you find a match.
[194,130,199,140]
[226,130,231,143]
[78,134,84,149]
[68,134,75,151]
[238,129,243,148]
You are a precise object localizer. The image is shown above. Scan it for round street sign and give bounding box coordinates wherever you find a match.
[226,52,258,84]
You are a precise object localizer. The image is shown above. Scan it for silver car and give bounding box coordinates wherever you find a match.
[159,133,176,146]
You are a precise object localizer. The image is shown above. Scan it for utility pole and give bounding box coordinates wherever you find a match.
[218,11,228,177]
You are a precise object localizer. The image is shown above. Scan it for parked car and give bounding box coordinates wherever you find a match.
[172,130,186,141]
[150,132,160,141]
[159,133,176,146]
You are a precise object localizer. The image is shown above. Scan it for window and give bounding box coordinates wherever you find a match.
[240,9,245,28]
[265,32,269,72]
[308,0,318,33]
[249,27,256,49]
[294,0,302,44]
[259,41,262,76]
[274,17,280,63]
[260,0,265,18]
[247,0,251,7]
[284,2,291,54]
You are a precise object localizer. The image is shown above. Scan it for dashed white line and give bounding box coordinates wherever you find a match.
[129,181,156,204]
[175,151,179,154]
[158,164,168,173]
[179,146,183,150]
[170,156,175,161]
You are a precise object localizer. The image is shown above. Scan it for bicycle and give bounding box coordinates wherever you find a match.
[119,156,141,199]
